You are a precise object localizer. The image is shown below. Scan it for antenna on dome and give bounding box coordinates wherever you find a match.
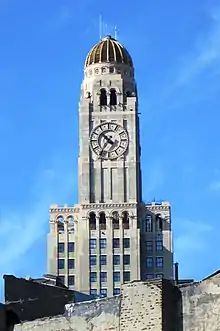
[114,26,117,40]
[99,14,103,40]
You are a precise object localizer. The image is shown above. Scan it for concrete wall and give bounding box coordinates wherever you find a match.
[180,271,220,331]
[13,279,181,331]
[14,296,121,331]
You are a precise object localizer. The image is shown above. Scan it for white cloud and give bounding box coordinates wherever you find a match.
[175,219,213,252]
[175,8,220,87]
[0,156,76,273]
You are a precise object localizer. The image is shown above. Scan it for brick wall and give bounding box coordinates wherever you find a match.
[14,280,174,331]
[10,272,220,331]
[120,280,162,331]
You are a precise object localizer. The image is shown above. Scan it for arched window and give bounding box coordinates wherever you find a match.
[57,216,65,234]
[122,211,129,229]
[145,215,152,232]
[156,215,163,231]
[89,212,96,230]
[99,212,106,230]
[67,215,74,233]
[112,211,119,229]
[110,89,117,106]
[100,89,107,106]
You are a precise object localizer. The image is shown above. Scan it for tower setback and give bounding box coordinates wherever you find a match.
[47,35,173,297]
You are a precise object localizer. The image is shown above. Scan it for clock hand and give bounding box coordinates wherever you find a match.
[103,134,114,145]
[99,140,109,156]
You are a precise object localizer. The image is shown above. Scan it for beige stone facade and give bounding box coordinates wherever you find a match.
[47,36,173,297]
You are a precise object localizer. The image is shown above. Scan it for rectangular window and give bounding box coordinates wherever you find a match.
[58,259,65,269]
[100,238,107,249]
[156,240,163,251]
[90,255,97,266]
[113,255,120,265]
[113,272,120,282]
[68,242,75,253]
[123,271,130,282]
[100,272,107,282]
[156,257,164,268]
[100,255,107,265]
[146,274,154,279]
[68,275,75,286]
[90,289,97,296]
[123,255,130,265]
[123,238,130,249]
[58,243,64,253]
[90,239,96,249]
[156,273,164,279]
[68,259,75,269]
[146,241,153,251]
[100,288,107,297]
[59,275,65,284]
[113,238,120,248]
[113,288,120,296]
[90,272,97,282]
[145,215,152,232]
[146,257,153,268]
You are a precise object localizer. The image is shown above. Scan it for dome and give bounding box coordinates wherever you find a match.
[85,35,133,68]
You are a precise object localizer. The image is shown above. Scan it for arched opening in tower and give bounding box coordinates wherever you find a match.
[57,216,65,233]
[67,215,74,233]
[122,211,129,229]
[110,89,117,106]
[100,89,107,106]
[156,215,163,231]
[112,211,119,229]
[99,212,106,230]
[89,212,96,230]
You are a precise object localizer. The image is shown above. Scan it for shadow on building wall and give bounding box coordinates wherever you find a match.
[4,274,75,324]
[5,309,20,331]
[162,279,183,331]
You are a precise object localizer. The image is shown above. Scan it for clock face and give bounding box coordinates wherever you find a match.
[90,122,129,160]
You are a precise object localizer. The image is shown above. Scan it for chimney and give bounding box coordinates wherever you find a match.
[174,262,179,285]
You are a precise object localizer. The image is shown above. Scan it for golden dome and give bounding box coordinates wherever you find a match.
[85,35,133,68]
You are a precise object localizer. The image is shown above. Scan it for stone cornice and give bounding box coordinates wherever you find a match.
[81,203,137,209]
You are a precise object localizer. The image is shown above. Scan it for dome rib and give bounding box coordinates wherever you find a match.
[85,35,133,68]
[115,42,123,63]
[110,39,117,62]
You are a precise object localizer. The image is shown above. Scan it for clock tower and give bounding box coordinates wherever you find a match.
[78,35,142,206]
[47,35,173,297]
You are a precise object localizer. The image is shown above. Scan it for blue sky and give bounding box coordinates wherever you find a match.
[0,0,220,300]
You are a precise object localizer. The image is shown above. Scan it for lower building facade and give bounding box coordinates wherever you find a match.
[47,201,173,296]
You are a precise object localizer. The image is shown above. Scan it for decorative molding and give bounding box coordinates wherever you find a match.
[50,208,80,213]
[82,203,137,209]
[145,205,170,211]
